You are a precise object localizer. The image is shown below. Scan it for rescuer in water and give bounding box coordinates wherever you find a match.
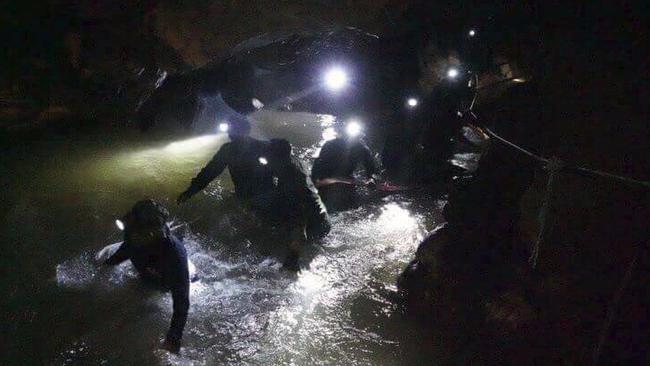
[264,139,331,271]
[104,199,190,354]
[383,68,475,184]
[177,115,273,205]
[311,121,379,211]
[417,68,476,182]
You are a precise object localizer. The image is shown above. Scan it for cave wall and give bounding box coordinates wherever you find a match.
[399,1,649,364]
[152,0,395,67]
[1,0,396,130]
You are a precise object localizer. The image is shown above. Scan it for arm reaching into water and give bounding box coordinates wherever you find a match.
[178,144,230,204]
[161,241,190,353]
[162,279,189,353]
[104,243,132,265]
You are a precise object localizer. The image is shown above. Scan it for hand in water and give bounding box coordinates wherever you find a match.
[177,191,192,205]
[160,338,181,354]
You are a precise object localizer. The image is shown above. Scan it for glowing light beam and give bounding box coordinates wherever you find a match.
[447,68,459,79]
[345,120,362,137]
[407,97,419,108]
[323,67,348,91]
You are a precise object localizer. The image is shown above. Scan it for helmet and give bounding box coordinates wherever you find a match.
[121,199,170,245]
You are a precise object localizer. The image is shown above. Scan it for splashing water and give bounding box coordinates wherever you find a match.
[2,111,451,365]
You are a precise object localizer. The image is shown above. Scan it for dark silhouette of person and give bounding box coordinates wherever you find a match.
[177,115,273,204]
[265,139,331,270]
[312,129,378,211]
[104,200,190,354]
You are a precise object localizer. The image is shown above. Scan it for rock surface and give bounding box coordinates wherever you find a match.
[397,2,649,364]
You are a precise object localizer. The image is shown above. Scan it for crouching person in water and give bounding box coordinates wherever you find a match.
[265,139,331,271]
[104,199,190,354]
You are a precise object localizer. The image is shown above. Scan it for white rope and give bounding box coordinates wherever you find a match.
[573,166,650,189]
[529,157,564,268]
[481,127,650,189]
[478,126,650,269]
[476,123,649,364]
[592,245,641,366]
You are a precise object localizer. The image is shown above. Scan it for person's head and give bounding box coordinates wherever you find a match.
[120,199,170,246]
[266,138,292,169]
[227,115,252,141]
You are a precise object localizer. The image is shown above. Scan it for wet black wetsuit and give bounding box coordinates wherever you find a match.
[311,137,377,211]
[185,137,273,200]
[311,138,377,182]
[274,157,331,240]
[105,234,189,347]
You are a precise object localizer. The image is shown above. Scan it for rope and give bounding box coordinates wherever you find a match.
[478,126,650,269]
[529,157,564,268]
[481,127,650,189]
[592,245,641,366]
[571,166,650,189]
[482,127,548,163]
[473,122,649,364]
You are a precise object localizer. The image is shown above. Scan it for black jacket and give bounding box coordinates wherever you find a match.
[105,234,190,345]
[186,137,274,200]
[275,157,331,239]
[311,138,377,181]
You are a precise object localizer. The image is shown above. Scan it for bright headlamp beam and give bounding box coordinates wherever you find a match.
[345,120,362,137]
[447,68,459,79]
[218,122,229,132]
[115,219,125,231]
[258,157,268,165]
[407,98,419,107]
[251,98,264,109]
[469,29,476,37]
[323,67,348,91]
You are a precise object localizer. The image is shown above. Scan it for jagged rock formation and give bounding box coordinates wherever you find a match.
[3,2,648,363]
[398,2,649,364]
[1,0,395,131]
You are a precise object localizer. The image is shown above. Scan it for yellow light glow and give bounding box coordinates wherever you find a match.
[164,135,220,154]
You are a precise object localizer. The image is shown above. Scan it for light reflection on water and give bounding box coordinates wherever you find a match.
[247,202,428,366]
[55,198,434,365]
[4,111,448,365]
